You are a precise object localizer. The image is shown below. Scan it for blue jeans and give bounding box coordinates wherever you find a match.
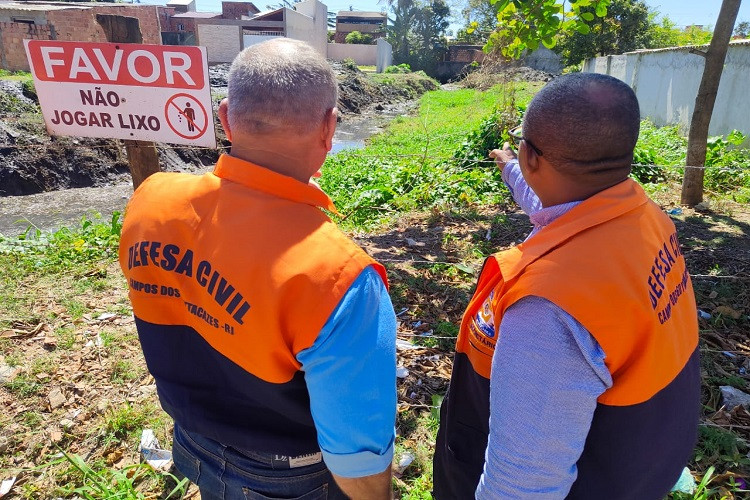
[172,424,348,500]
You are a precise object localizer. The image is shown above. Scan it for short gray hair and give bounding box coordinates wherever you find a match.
[227,38,338,135]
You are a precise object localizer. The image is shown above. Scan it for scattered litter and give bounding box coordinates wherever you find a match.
[396,339,420,351]
[708,290,718,299]
[59,418,74,430]
[0,477,16,497]
[405,238,426,247]
[694,201,710,211]
[48,388,67,410]
[713,306,742,320]
[396,452,415,474]
[698,310,712,320]
[453,263,475,275]
[416,379,422,386]
[670,467,695,494]
[409,392,418,399]
[666,207,683,216]
[396,307,409,317]
[720,386,750,411]
[485,228,491,240]
[412,321,423,328]
[396,366,410,379]
[0,364,20,384]
[139,429,172,471]
[419,330,433,337]
[97,313,116,321]
[722,351,737,358]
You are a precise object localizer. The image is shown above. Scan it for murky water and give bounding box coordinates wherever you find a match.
[0,104,412,237]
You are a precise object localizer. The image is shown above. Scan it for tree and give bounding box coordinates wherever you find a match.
[385,0,451,74]
[646,15,714,48]
[556,0,651,66]
[454,0,499,43]
[681,0,742,206]
[478,0,611,58]
[734,20,750,37]
[345,30,374,44]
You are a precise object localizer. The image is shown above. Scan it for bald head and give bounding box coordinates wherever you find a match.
[523,73,640,179]
[227,38,338,136]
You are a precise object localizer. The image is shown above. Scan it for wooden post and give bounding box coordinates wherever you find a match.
[96,14,161,190]
[680,0,741,206]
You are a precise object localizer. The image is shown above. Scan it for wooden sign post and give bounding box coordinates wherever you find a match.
[96,14,161,190]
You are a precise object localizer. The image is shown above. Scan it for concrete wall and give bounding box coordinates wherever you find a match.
[523,46,562,74]
[327,39,392,71]
[583,42,750,139]
[197,23,241,63]
[294,0,327,56]
[327,42,376,65]
[243,33,282,48]
[376,37,392,73]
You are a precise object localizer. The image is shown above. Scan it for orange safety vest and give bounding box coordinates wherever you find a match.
[434,179,700,499]
[119,154,387,455]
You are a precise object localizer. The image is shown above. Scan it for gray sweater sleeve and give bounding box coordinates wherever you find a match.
[475,296,613,499]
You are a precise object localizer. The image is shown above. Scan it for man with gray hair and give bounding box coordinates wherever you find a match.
[119,38,396,499]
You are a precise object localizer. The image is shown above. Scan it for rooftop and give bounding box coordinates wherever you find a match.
[171,11,221,18]
[336,11,386,19]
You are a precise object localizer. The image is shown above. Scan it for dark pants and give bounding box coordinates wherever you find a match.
[172,423,348,500]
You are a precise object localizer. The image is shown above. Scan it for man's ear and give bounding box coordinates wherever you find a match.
[218,98,232,143]
[321,107,338,152]
[520,140,540,174]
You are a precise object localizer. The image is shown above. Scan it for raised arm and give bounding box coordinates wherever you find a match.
[490,144,542,215]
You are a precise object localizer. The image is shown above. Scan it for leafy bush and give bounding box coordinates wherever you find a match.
[345,31,373,44]
[0,212,122,272]
[385,63,412,74]
[341,58,358,71]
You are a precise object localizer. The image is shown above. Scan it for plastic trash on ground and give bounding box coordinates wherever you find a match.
[396,452,415,474]
[0,477,16,498]
[670,467,695,494]
[396,366,410,379]
[139,429,172,471]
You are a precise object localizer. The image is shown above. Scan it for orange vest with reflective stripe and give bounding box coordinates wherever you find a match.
[119,154,387,454]
[461,178,698,404]
[435,179,700,499]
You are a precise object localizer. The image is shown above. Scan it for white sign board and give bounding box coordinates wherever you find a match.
[24,40,216,148]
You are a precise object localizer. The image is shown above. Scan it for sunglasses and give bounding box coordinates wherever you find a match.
[508,125,543,156]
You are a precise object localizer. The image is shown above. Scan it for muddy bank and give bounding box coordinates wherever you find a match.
[0,64,435,197]
[0,94,416,236]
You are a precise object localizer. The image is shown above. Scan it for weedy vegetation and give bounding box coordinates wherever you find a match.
[1,80,749,499]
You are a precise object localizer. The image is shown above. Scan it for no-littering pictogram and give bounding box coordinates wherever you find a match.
[165,93,209,140]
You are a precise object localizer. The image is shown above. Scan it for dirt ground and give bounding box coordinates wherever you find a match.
[1,181,748,498]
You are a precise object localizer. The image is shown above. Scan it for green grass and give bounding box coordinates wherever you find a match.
[53,451,188,500]
[321,83,542,229]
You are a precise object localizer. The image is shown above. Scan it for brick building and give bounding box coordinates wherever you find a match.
[0,0,261,71]
[334,11,386,44]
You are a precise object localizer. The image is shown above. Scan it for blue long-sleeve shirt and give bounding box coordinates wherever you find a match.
[475,160,613,499]
[296,265,396,478]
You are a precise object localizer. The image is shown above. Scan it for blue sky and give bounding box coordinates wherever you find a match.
[140,0,750,28]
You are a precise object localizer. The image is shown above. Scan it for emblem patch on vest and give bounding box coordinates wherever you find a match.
[470,291,496,340]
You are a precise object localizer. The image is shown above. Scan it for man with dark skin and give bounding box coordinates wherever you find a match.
[433,73,700,499]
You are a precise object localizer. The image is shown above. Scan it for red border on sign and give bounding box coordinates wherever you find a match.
[164,93,210,140]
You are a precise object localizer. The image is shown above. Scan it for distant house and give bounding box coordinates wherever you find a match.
[334,11,386,44]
